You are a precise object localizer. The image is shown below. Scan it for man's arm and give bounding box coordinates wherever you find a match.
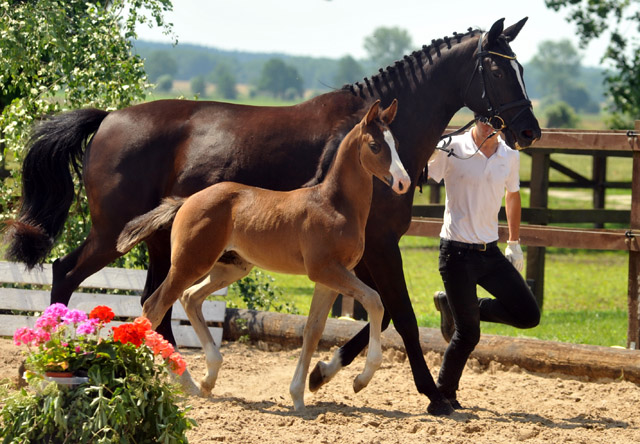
[505,190,521,241]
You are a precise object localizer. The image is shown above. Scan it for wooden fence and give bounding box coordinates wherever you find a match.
[411,120,640,349]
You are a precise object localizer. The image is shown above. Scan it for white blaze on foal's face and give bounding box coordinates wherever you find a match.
[384,129,410,194]
[510,59,529,100]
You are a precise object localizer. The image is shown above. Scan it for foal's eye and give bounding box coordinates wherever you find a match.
[490,65,504,79]
[369,142,381,153]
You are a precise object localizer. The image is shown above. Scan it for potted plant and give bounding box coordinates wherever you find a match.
[2,303,195,443]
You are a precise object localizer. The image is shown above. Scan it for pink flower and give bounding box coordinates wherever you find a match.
[35,314,59,332]
[63,309,88,325]
[13,327,36,346]
[42,303,68,320]
[145,330,175,359]
[133,317,152,332]
[76,319,99,336]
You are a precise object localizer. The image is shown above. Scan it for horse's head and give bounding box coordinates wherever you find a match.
[464,17,541,150]
[358,99,410,194]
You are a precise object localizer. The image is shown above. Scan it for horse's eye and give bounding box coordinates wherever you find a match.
[491,64,503,79]
[369,142,381,154]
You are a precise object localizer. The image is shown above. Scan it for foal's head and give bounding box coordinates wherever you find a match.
[357,99,410,195]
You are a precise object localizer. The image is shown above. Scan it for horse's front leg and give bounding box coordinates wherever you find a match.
[180,257,253,396]
[309,262,392,393]
[310,266,385,395]
[289,284,337,410]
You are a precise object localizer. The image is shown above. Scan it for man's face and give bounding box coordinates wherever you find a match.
[475,120,496,139]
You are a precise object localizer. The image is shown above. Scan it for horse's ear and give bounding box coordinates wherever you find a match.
[486,18,505,46]
[364,100,381,126]
[503,17,528,42]
[381,99,398,125]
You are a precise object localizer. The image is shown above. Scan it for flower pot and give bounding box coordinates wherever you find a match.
[44,371,89,387]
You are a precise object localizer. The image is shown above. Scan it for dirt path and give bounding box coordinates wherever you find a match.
[2,338,638,443]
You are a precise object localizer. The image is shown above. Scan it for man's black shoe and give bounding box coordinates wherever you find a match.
[433,291,455,343]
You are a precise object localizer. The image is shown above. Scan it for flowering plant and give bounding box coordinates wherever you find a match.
[3,303,194,443]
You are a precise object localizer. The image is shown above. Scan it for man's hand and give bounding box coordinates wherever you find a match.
[505,240,524,272]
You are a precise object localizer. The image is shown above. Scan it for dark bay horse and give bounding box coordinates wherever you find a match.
[4,18,540,415]
[116,100,409,409]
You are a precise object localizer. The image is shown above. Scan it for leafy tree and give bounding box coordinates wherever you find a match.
[0,0,173,266]
[190,75,207,97]
[545,0,640,127]
[333,55,365,86]
[363,26,413,68]
[545,101,580,128]
[529,39,599,112]
[257,59,303,99]
[212,63,238,100]
[144,50,178,82]
[156,74,174,92]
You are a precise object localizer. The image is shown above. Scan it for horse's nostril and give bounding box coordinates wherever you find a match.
[398,182,404,191]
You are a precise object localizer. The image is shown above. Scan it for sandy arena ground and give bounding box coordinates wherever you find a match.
[1,337,638,443]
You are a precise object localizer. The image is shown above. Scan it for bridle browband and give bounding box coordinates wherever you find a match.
[437,32,533,158]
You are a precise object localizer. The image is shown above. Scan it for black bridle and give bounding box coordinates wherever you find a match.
[437,33,533,158]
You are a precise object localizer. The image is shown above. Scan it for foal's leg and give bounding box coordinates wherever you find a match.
[312,265,385,394]
[309,262,392,392]
[289,283,338,410]
[180,258,253,396]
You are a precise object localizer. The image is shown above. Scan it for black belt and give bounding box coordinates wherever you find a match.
[441,239,498,252]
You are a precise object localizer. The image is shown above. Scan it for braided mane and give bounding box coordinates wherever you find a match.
[343,27,482,99]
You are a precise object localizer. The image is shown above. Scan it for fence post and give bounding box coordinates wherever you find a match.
[627,120,640,349]
[527,151,550,309]
[592,155,607,229]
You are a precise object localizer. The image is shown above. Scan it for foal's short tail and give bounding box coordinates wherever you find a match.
[116,197,186,254]
[3,108,109,268]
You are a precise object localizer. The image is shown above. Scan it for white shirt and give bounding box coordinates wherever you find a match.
[428,130,520,244]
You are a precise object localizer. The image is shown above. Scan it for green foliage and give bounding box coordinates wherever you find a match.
[156,74,174,92]
[257,59,303,99]
[211,63,237,100]
[190,75,207,97]
[545,101,580,128]
[0,0,173,265]
[334,55,365,86]
[145,50,178,82]
[363,26,413,67]
[545,0,640,126]
[229,269,298,314]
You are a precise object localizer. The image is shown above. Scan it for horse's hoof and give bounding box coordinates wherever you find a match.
[353,375,367,393]
[427,398,454,416]
[309,362,326,392]
[199,382,214,397]
[292,398,305,411]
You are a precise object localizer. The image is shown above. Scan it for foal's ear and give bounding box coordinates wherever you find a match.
[503,17,528,42]
[380,99,398,125]
[486,18,505,47]
[364,100,381,126]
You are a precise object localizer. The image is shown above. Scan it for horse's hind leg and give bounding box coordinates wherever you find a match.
[180,254,253,396]
[289,283,338,410]
[51,227,122,305]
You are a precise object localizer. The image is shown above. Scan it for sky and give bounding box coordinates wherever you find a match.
[135,0,610,68]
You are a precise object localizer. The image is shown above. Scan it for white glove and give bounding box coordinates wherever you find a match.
[505,240,524,272]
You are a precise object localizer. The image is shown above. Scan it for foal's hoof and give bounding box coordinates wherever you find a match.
[353,375,368,393]
[427,398,454,416]
[309,362,327,392]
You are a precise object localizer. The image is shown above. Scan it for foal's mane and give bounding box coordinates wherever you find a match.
[302,111,367,188]
[342,27,483,99]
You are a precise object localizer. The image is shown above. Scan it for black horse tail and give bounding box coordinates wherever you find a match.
[116,197,186,254]
[3,108,110,268]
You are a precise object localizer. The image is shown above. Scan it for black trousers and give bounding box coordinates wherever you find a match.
[436,238,540,397]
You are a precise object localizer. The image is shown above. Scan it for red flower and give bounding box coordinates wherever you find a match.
[89,306,115,324]
[112,323,146,347]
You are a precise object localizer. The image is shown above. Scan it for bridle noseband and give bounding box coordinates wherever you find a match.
[437,33,533,158]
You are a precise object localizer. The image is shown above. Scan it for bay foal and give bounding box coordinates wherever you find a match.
[117,99,410,410]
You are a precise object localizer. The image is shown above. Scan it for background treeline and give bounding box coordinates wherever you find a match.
[133,39,607,118]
